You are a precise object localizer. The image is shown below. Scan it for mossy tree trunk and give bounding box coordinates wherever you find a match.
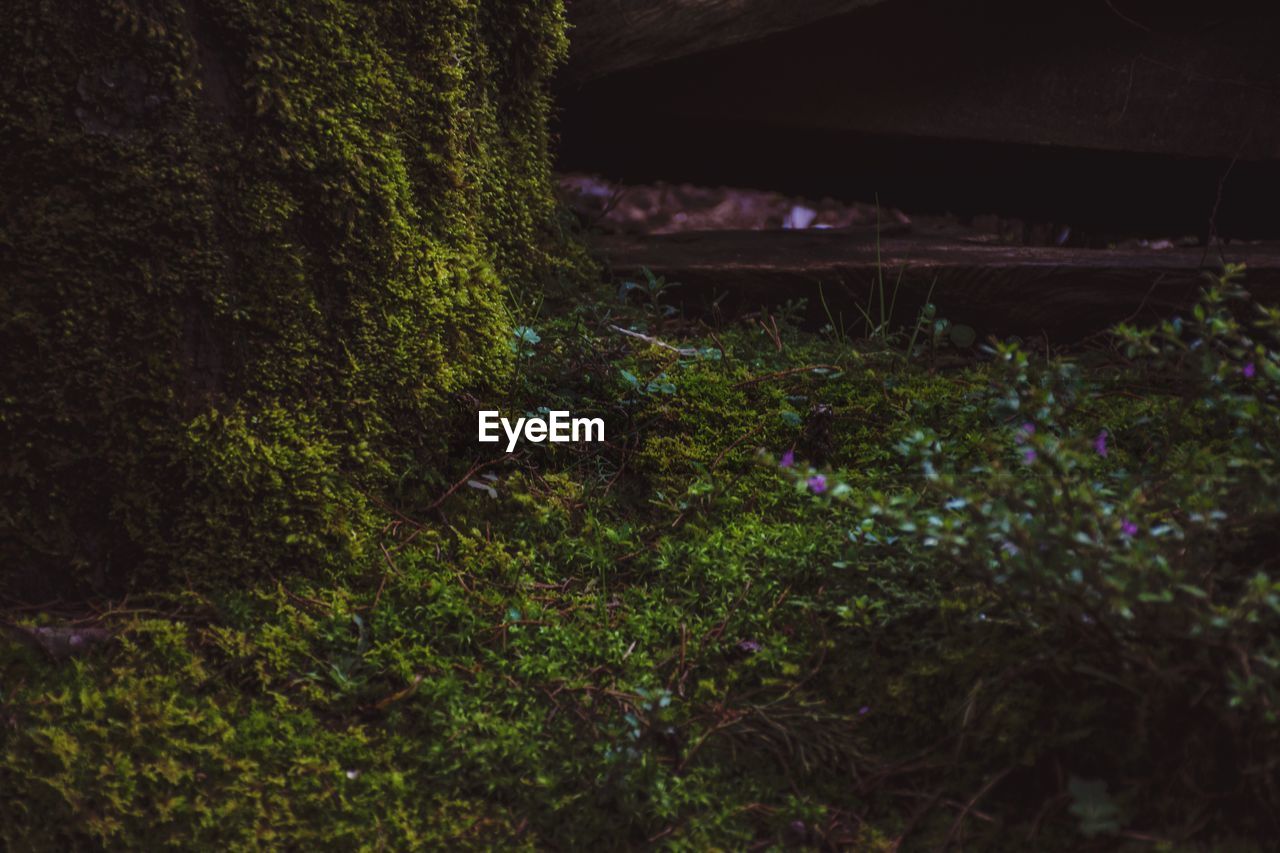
[1,0,573,594]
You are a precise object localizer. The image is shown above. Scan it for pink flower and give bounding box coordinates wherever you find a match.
[807,474,828,494]
[1093,430,1108,457]
[779,450,795,469]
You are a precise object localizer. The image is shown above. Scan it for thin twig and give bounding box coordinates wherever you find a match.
[425,455,513,512]
[1203,144,1245,267]
[735,364,842,388]
[367,543,399,611]
[1105,0,1151,32]
[711,423,765,469]
[707,327,730,363]
[944,765,1016,849]
[607,324,699,356]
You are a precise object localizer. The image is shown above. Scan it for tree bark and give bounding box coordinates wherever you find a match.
[565,0,888,79]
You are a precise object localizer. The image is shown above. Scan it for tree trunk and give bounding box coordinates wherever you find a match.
[2,0,572,596]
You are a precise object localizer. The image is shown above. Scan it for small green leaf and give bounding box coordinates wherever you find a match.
[1068,776,1121,837]
[949,324,977,348]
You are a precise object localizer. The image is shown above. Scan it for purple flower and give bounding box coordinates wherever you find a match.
[1015,422,1035,444]
[1243,361,1257,379]
[736,639,762,654]
[1022,448,1037,464]
[779,450,795,469]
[858,705,871,716]
[1120,519,1138,537]
[807,474,828,494]
[1093,430,1108,457]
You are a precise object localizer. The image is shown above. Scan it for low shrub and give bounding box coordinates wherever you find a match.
[785,266,1280,839]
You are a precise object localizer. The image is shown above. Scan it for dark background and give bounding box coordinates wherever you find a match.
[555,0,1280,240]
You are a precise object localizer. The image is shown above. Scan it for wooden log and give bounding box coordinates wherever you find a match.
[592,230,1280,339]
[564,0,888,80]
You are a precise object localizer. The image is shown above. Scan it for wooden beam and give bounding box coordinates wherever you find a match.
[565,0,888,80]
[563,0,1280,162]
[592,230,1280,339]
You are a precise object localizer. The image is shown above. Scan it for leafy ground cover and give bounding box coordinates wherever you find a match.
[3,267,1279,849]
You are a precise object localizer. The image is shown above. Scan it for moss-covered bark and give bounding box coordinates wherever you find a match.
[0,0,571,592]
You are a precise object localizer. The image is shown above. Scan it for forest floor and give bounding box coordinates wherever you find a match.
[3,266,1279,850]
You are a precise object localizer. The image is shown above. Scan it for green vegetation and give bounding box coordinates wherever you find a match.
[4,264,1279,848]
[1,0,578,594]
[3,5,1277,845]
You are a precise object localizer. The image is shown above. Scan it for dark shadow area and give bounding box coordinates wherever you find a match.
[557,0,1280,239]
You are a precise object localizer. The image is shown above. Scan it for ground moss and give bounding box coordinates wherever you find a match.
[0,0,571,592]
[2,290,1277,846]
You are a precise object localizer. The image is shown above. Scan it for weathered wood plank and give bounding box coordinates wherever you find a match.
[593,230,1280,339]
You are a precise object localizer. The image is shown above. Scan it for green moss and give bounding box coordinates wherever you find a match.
[0,0,572,591]
[5,29,1277,841]
[0,619,532,850]
[3,286,1279,847]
